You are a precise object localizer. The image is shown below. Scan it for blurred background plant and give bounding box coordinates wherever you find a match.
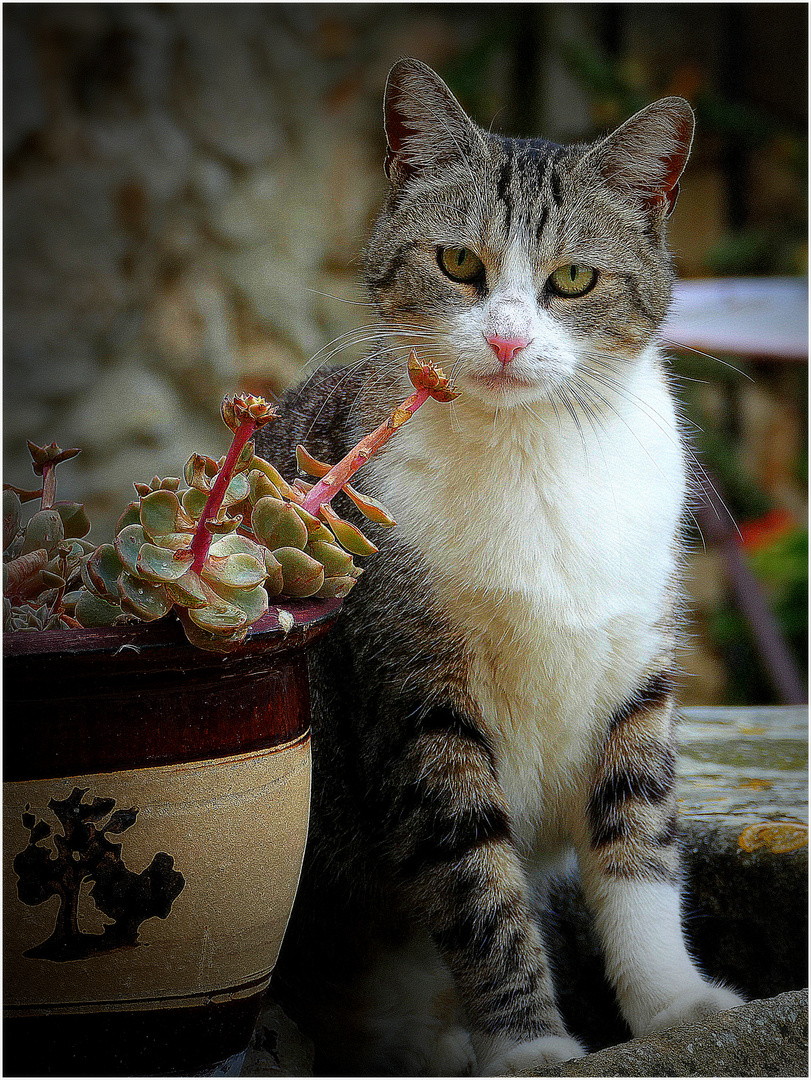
[4,3,806,703]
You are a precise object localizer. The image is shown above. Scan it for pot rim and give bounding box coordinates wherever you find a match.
[3,596,342,661]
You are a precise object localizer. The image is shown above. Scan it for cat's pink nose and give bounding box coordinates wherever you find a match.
[485,333,529,365]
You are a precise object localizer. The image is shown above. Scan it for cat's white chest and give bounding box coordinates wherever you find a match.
[372,361,685,848]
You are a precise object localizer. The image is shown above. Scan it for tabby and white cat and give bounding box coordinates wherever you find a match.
[259,58,743,1076]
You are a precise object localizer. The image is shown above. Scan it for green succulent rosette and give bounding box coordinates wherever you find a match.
[80,465,272,650]
[71,390,399,651]
[76,448,365,650]
[3,471,95,632]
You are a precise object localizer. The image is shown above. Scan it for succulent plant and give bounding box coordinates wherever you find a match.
[75,393,374,651]
[3,442,96,631]
[6,354,458,651]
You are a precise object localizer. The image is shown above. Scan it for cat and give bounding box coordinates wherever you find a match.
[257,57,743,1076]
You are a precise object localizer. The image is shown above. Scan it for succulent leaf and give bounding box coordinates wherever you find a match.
[252,497,308,551]
[83,544,124,600]
[208,532,266,560]
[186,593,247,632]
[68,537,96,555]
[165,569,208,608]
[203,515,241,536]
[181,487,208,519]
[343,485,396,526]
[61,589,82,613]
[223,472,250,505]
[21,509,65,556]
[115,524,148,575]
[248,469,282,504]
[290,502,323,534]
[206,580,269,623]
[156,531,198,550]
[74,589,124,627]
[136,543,195,584]
[263,549,284,596]
[309,522,338,544]
[184,454,217,492]
[273,546,325,598]
[200,551,266,589]
[140,489,193,540]
[306,539,354,577]
[5,549,49,597]
[319,505,378,556]
[248,456,295,498]
[53,501,92,539]
[233,440,256,474]
[117,572,171,621]
[314,574,359,599]
[177,610,248,653]
[295,444,331,479]
[4,489,22,551]
[116,501,141,534]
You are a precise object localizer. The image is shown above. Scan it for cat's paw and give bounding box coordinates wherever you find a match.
[475,1034,586,1076]
[641,984,746,1036]
[431,1025,477,1076]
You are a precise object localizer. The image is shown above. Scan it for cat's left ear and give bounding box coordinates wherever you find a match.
[581,97,695,217]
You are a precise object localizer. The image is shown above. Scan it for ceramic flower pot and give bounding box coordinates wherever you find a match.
[3,597,341,1077]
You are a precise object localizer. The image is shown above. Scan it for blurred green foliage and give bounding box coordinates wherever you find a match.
[559,37,807,278]
[704,229,808,278]
[712,527,808,704]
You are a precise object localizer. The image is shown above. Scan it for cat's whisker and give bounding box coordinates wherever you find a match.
[568,375,630,558]
[305,288,378,308]
[576,367,686,492]
[588,356,706,441]
[581,363,740,537]
[518,401,549,428]
[582,371,707,548]
[344,353,417,422]
[661,337,755,383]
[575,370,710,545]
[556,384,589,470]
[301,328,431,390]
[303,320,444,370]
[301,356,374,439]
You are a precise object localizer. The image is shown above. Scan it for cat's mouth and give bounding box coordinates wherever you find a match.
[469,368,535,392]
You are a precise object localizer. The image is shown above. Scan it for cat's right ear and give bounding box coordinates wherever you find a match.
[383,58,482,184]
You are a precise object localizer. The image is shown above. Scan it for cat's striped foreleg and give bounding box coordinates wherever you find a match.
[577,674,744,1036]
[383,705,585,1072]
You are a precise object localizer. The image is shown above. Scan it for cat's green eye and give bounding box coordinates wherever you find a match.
[548,264,598,298]
[438,246,485,284]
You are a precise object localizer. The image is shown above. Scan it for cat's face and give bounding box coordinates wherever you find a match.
[365,60,693,412]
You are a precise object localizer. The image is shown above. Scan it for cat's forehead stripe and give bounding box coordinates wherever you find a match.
[536,207,549,243]
[490,136,566,244]
[495,146,513,237]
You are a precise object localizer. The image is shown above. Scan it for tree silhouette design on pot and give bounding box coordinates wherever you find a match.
[13,786,185,962]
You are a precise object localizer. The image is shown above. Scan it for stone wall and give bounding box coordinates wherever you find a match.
[6,3,522,534]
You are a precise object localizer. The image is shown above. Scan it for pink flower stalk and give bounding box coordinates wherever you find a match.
[301,352,457,518]
[190,395,277,574]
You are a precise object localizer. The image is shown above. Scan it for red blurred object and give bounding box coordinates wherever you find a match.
[738,508,795,552]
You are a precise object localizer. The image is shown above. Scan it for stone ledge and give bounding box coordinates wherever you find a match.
[524,990,808,1078]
